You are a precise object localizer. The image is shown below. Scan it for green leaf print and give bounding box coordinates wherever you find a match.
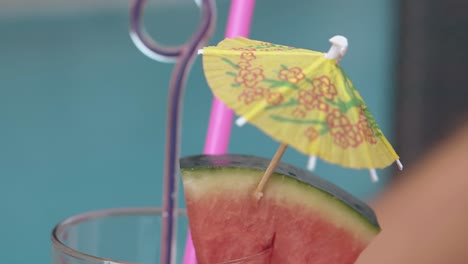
[221,58,240,70]
[265,98,299,110]
[270,115,330,135]
[226,71,237,77]
[270,114,326,126]
[263,79,300,89]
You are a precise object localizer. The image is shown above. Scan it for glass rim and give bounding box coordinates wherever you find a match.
[51,207,187,264]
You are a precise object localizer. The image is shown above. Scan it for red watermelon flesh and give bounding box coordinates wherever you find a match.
[180,154,380,264]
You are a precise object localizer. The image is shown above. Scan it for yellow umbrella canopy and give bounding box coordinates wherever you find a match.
[201,37,400,172]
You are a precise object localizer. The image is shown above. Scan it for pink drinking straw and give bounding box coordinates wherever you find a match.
[182,1,256,263]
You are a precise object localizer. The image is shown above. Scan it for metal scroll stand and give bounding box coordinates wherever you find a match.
[129,0,216,263]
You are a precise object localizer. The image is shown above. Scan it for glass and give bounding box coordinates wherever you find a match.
[51,207,271,264]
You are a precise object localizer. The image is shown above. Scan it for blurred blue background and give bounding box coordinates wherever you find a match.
[0,0,398,262]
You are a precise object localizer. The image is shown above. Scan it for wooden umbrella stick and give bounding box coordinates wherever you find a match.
[253,143,288,200]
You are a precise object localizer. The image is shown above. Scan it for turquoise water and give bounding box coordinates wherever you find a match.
[0,0,397,262]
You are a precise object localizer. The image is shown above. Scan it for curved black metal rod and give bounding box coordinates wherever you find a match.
[130,0,217,263]
[161,1,215,260]
[130,0,186,62]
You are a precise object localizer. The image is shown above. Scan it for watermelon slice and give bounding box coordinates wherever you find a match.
[180,154,380,264]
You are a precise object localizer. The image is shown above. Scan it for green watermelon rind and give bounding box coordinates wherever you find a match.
[180,154,380,233]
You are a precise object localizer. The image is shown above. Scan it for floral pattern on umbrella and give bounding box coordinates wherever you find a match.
[201,37,399,170]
